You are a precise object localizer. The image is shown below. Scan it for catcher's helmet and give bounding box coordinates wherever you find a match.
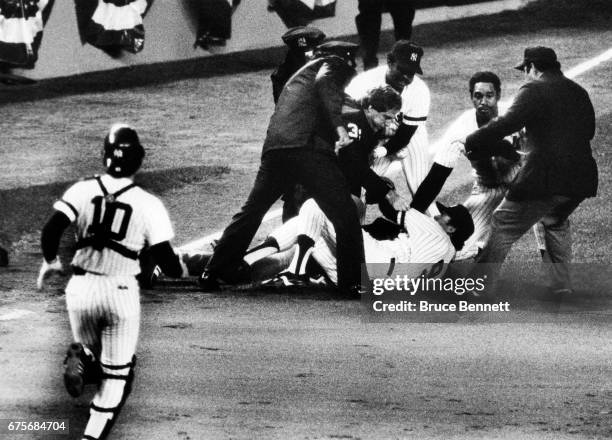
[103,124,145,177]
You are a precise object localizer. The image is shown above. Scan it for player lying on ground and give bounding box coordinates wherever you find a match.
[235,119,522,288]
[174,129,518,291]
[242,142,473,288]
[37,124,187,440]
[183,140,470,291]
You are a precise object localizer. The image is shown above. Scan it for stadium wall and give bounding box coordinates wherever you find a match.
[10,0,531,80]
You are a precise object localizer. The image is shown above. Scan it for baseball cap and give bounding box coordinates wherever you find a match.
[436,202,474,250]
[281,26,326,51]
[514,46,559,70]
[315,41,359,65]
[390,40,423,75]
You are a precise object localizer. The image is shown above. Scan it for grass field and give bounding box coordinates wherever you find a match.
[1,1,612,439]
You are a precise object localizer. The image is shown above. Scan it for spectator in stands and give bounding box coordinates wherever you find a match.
[356,0,416,69]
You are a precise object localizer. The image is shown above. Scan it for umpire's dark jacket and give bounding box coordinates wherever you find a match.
[465,70,598,201]
[263,55,355,156]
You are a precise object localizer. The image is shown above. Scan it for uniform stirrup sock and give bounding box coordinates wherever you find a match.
[243,237,280,266]
[288,235,315,275]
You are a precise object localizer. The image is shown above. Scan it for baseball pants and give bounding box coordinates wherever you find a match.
[66,274,139,440]
[454,183,507,261]
[473,195,584,291]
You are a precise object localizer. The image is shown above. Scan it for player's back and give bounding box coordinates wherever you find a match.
[55,174,173,276]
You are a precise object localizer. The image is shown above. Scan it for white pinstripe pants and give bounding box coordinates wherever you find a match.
[455,183,508,260]
[65,274,140,439]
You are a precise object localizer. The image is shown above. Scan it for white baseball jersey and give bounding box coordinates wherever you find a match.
[346,67,431,211]
[433,105,522,260]
[271,200,454,285]
[54,174,174,275]
[54,173,174,440]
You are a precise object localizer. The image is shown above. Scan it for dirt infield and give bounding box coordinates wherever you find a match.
[1,1,612,439]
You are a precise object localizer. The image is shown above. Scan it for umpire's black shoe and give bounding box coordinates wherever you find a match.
[63,343,86,397]
[198,270,221,292]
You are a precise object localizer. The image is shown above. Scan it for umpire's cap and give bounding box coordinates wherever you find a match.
[314,41,359,66]
[514,46,560,71]
[282,26,326,51]
[436,202,474,250]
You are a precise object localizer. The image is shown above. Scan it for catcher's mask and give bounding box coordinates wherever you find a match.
[103,124,145,177]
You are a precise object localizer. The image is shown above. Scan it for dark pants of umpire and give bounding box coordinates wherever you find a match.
[206,148,365,291]
[356,0,415,69]
[472,195,584,294]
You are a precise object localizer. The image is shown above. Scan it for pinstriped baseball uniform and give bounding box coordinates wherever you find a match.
[54,173,173,439]
[433,106,522,261]
[270,199,454,285]
[346,67,433,214]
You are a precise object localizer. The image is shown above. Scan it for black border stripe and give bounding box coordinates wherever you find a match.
[101,373,130,380]
[400,211,407,226]
[386,258,396,276]
[90,404,120,413]
[403,115,427,122]
[60,199,79,219]
[101,361,134,369]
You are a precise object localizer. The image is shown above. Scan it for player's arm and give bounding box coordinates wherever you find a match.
[315,60,354,145]
[147,241,186,279]
[41,211,70,262]
[338,135,393,202]
[37,210,71,289]
[465,138,520,162]
[384,81,430,155]
[379,142,461,218]
[383,121,418,155]
[144,196,187,280]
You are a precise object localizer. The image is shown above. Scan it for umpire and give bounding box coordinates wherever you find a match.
[463,46,598,295]
[200,41,365,295]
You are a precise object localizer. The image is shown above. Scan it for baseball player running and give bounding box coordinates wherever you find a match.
[345,40,433,214]
[37,124,186,440]
[433,71,523,260]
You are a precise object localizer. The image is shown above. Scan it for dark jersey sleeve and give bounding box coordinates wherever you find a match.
[148,241,184,278]
[41,211,71,262]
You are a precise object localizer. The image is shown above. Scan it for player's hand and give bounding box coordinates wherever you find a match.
[372,145,388,159]
[385,190,410,211]
[450,140,467,156]
[36,257,64,290]
[335,126,353,151]
[382,119,399,138]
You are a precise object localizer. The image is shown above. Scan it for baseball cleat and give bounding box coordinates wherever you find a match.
[63,343,86,397]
